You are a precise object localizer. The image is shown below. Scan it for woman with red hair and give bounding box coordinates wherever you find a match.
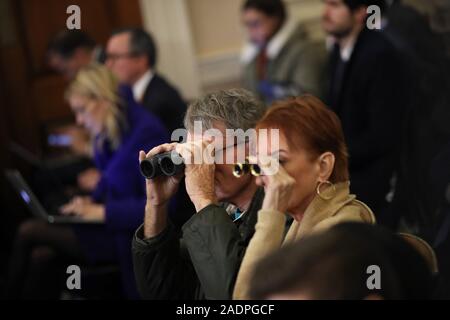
[233,95,376,299]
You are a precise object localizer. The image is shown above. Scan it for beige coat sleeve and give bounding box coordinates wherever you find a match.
[232,209,286,300]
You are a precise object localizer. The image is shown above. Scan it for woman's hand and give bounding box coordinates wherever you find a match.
[63,125,92,157]
[176,138,217,212]
[253,155,296,213]
[140,143,183,208]
[77,168,101,192]
[60,196,106,222]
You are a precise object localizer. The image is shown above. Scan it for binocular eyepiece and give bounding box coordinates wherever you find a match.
[233,159,261,178]
[140,151,185,179]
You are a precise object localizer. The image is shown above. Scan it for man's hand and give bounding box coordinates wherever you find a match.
[176,139,217,212]
[60,196,106,222]
[140,143,183,207]
[139,143,183,238]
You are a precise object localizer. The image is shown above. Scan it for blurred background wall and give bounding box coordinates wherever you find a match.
[141,0,324,97]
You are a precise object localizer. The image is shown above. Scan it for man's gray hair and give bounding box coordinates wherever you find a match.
[184,89,266,131]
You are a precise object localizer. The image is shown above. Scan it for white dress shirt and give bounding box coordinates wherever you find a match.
[132,70,154,103]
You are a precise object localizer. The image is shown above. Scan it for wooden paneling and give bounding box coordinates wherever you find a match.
[17,0,116,74]
[0,0,143,262]
[0,0,143,156]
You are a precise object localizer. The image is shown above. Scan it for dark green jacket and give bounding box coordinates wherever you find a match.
[132,188,264,300]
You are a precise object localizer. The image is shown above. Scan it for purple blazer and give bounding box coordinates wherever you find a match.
[74,86,168,298]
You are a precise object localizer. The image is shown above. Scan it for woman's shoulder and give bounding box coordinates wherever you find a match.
[127,103,168,136]
[333,199,376,225]
[312,199,376,234]
[115,105,168,159]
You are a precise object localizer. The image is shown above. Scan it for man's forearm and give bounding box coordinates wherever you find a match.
[143,204,168,239]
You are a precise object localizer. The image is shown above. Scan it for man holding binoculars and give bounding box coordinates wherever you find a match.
[132,89,266,299]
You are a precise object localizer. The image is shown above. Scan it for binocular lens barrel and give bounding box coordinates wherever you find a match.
[140,152,185,179]
[140,159,161,179]
[233,163,248,178]
[250,164,261,176]
[233,162,261,178]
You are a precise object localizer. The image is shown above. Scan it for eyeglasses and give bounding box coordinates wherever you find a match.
[214,138,250,164]
[71,99,97,115]
[104,52,137,61]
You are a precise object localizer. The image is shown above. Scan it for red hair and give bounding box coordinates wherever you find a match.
[256,95,349,183]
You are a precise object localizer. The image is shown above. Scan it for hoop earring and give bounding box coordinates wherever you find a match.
[316,181,336,201]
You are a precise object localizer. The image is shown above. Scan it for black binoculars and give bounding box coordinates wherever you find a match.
[140,152,261,180]
[233,159,261,178]
[140,152,185,179]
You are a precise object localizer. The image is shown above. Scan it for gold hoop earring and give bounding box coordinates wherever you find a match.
[316,181,336,201]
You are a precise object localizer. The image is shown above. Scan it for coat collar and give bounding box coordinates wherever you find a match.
[284,181,372,243]
[241,20,305,64]
[132,69,154,102]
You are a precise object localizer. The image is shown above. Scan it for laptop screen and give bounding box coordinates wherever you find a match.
[20,190,32,205]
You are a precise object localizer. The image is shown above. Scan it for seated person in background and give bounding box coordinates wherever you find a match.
[106,27,195,227]
[46,30,105,193]
[105,27,186,134]
[132,89,266,300]
[249,222,435,300]
[47,29,105,80]
[241,0,327,105]
[5,64,167,299]
[233,95,376,299]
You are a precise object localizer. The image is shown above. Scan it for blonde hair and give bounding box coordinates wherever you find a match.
[65,63,126,150]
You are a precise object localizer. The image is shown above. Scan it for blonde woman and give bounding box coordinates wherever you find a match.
[5,64,167,299]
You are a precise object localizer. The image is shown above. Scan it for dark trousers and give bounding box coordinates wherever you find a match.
[4,219,85,299]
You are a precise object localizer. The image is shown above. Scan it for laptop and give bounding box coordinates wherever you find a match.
[5,169,102,224]
[9,141,87,170]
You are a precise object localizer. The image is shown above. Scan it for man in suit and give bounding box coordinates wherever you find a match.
[241,0,327,105]
[47,30,105,80]
[106,28,194,228]
[105,28,186,135]
[322,0,406,223]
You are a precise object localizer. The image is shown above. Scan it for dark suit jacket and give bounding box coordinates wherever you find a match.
[141,73,187,135]
[327,29,406,216]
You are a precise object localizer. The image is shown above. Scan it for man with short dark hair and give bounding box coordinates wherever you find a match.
[47,30,103,80]
[105,28,186,134]
[322,0,406,223]
[241,0,327,105]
